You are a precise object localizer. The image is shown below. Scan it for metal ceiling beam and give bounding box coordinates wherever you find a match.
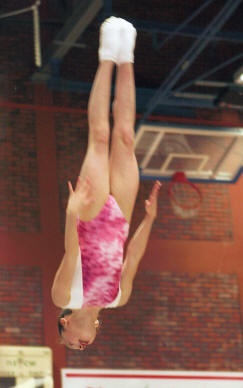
[103,0,112,17]
[32,0,103,81]
[195,80,229,87]
[156,96,215,109]
[46,77,216,112]
[134,20,243,46]
[3,16,243,45]
[172,92,216,100]
[2,14,243,45]
[156,0,216,51]
[174,52,243,93]
[140,0,242,122]
[0,2,39,19]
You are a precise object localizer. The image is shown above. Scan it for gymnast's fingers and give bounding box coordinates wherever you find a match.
[68,180,74,195]
[150,180,161,200]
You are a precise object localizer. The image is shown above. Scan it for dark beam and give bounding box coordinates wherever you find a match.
[46,77,217,109]
[32,0,103,81]
[140,0,242,121]
[133,19,243,45]
[3,17,243,45]
[158,96,215,109]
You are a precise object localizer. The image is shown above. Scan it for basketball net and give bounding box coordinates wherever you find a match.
[169,171,202,218]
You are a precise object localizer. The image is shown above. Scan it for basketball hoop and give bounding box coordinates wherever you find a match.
[168,171,202,218]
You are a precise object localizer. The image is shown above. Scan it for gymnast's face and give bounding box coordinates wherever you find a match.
[60,315,98,351]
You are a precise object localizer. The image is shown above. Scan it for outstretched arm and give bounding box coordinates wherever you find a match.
[51,177,94,307]
[118,181,161,306]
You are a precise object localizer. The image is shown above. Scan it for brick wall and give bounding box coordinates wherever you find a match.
[0,22,40,232]
[67,271,243,370]
[0,107,40,232]
[0,265,44,345]
[55,111,88,230]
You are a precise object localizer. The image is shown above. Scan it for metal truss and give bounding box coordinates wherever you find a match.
[28,0,243,118]
[32,0,103,81]
[140,0,243,123]
[0,1,42,67]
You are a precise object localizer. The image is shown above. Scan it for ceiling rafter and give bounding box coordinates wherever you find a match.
[139,0,243,123]
[32,0,103,81]
[27,0,243,117]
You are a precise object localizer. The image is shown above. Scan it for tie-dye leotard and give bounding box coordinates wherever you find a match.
[64,195,129,309]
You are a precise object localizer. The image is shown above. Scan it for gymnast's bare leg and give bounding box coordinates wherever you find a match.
[78,60,114,220]
[110,61,139,223]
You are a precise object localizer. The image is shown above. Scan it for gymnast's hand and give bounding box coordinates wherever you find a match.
[66,176,95,217]
[145,180,161,220]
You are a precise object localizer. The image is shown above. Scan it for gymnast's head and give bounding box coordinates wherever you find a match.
[58,308,100,350]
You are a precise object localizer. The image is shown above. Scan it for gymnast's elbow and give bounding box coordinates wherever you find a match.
[51,285,70,308]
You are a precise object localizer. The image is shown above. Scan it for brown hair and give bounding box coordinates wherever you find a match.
[57,309,72,337]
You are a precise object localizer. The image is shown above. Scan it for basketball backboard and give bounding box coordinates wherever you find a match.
[135,123,243,183]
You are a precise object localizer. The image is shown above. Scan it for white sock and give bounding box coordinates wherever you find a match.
[98,16,120,63]
[117,18,137,65]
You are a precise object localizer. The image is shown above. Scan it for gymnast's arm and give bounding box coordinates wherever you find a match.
[51,176,94,307]
[118,181,161,307]
[51,211,79,308]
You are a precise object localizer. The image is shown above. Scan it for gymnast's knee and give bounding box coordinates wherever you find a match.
[89,125,110,150]
[114,125,135,150]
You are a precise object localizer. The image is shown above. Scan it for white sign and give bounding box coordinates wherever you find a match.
[61,369,243,388]
[0,346,53,378]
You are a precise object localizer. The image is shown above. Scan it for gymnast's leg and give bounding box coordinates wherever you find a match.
[110,20,139,223]
[79,19,120,220]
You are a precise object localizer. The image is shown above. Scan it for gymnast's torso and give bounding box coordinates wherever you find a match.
[64,195,129,309]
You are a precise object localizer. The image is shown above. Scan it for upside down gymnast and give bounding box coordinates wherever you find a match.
[51,16,161,351]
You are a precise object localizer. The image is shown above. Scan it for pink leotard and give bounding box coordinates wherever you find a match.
[76,195,129,307]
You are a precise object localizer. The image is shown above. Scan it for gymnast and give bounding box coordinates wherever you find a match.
[51,16,161,351]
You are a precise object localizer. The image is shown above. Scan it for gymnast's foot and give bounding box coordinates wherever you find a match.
[117,18,137,65]
[98,16,121,63]
[98,16,137,65]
